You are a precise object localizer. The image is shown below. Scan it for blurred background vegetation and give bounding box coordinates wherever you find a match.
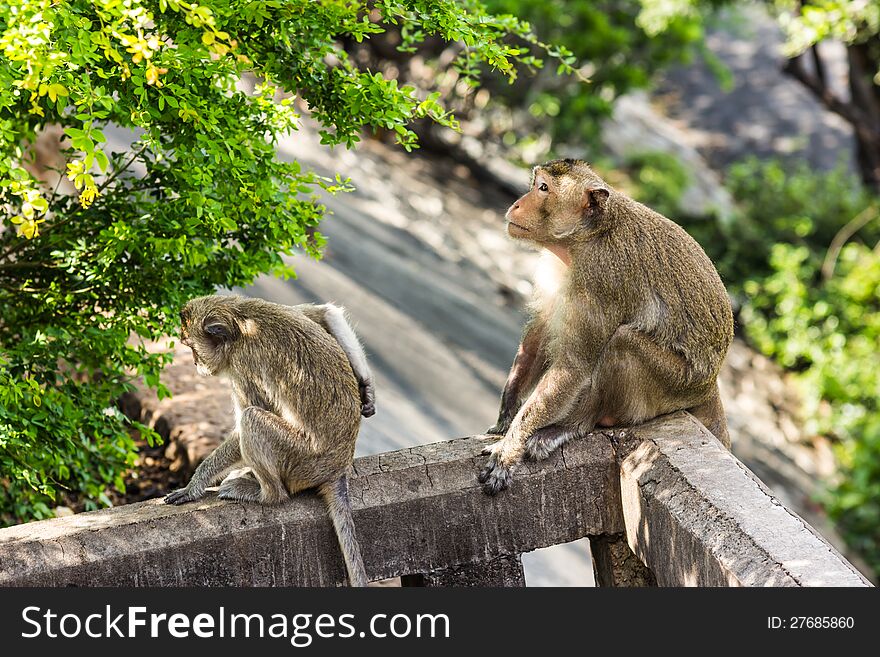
[1,0,878,579]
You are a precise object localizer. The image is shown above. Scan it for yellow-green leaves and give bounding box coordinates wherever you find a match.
[66,159,100,208]
[177,106,198,122]
[62,126,107,206]
[120,33,160,64]
[145,63,168,87]
[40,82,68,102]
[20,188,48,219]
[65,159,85,182]
[3,180,49,239]
[10,213,44,239]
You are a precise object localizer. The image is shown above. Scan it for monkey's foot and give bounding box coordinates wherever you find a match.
[524,425,574,461]
[477,457,514,496]
[218,476,262,502]
[486,418,512,435]
[360,383,376,418]
[164,487,201,505]
[524,435,553,461]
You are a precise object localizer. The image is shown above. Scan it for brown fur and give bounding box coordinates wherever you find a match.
[481,160,733,495]
[166,295,368,586]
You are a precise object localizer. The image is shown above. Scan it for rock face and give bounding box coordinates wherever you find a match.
[654,5,854,173]
[602,92,736,223]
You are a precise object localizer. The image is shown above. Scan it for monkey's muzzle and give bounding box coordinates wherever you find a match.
[180,335,199,365]
[506,220,530,236]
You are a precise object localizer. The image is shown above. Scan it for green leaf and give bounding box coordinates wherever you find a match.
[94,149,109,173]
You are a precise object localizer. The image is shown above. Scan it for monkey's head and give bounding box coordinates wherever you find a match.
[179,295,243,377]
[505,159,611,246]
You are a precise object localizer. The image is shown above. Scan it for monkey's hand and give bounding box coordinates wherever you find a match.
[359,380,375,418]
[164,486,204,505]
[478,434,519,495]
[477,450,514,496]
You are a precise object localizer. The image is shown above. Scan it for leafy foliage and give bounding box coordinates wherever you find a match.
[742,239,880,576]
[773,0,880,65]
[772,0,880,188]
[482,0,720,147]
[619,150,691,219]
[674,158,878,296]
[726,162,880,574]
[340,1,719,161]
[0,0,559,524]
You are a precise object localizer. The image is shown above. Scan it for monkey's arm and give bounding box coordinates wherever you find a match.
[489,318,547,434]
[165,432,242,504]
[479,364,585,495]
[294,303,375,418]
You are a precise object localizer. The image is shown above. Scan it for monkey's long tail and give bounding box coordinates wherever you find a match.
[318,475,368,587]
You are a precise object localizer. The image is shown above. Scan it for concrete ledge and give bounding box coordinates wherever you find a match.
[0,412,869,587]
[615,413,871,587]
[0,434,619,586]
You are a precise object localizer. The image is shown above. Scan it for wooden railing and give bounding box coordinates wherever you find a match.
[0,412,870,587]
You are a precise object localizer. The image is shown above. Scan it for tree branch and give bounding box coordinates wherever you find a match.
[783,54,880,151]
[810,44,826,87]
[822,205,880,280]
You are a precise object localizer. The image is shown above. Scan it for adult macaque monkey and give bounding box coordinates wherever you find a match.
[480,159,733,495]
[165,295,373,587]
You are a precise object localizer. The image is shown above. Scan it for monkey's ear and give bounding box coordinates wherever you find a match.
[203,316,235,343]
[583,186,610,217]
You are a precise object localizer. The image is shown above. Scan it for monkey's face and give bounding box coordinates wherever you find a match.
[179,296,241,377]
[505,169,550,241]
[179,309,210,377]
[506,160,611,245]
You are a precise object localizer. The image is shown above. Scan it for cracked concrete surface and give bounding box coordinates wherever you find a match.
[0,432,619,586]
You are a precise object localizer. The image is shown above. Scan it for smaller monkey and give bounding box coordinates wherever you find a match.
[165,295,373,587]
[481,159,733,495]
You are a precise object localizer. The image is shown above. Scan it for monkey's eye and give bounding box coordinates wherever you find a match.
[538,182,549,192]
